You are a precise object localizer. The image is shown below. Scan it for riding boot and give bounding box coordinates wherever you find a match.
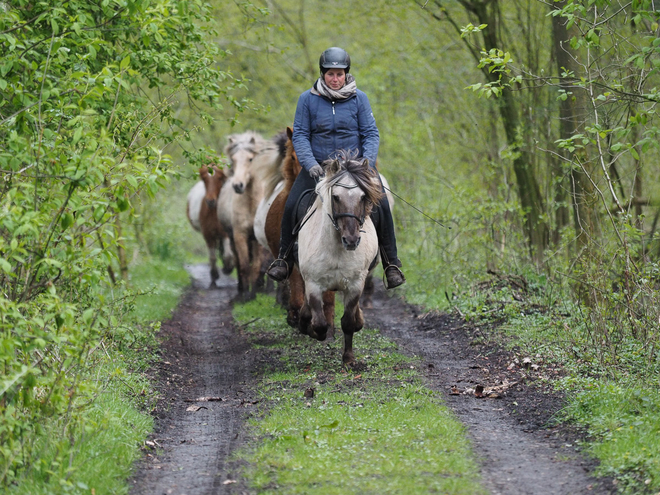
[373,193,406,289]
[266,219,295,283]
[266,257,293,282]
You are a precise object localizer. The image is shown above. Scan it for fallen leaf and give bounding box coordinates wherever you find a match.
[450,386,460,395]
[353,374,362,380]
[304,388,315,398]
[222,480,237,485]
[186,405,208,412]
[474,385,484,398]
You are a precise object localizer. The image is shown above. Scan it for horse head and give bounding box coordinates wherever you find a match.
[199,165,226,210]
[283,127,303,184]
[319,150,383,251]
[224,132,261,194]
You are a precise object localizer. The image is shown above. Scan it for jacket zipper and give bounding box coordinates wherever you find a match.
[332,101,336,153]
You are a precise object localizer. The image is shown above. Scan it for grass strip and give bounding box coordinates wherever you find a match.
[233,294,484,495]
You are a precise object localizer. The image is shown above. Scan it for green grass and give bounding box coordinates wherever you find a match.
[128,255,191,322]
[560,380,660,493]
[11,369,153,495]
[233,294,484,495]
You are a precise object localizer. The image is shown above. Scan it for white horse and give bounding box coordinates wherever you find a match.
[297,151,384,366]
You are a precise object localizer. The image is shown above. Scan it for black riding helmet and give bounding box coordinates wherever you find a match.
[319,47,351,74]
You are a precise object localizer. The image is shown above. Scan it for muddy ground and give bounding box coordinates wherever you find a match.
[130,265,616,495]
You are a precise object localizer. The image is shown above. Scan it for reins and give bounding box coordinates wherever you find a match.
[383,185,450,229]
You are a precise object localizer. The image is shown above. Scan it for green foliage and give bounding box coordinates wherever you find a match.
[0,0,238,487]
[562,381,660,493]
[232,295,484,495]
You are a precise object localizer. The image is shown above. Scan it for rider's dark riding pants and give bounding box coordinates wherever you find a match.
[277,167,399,267]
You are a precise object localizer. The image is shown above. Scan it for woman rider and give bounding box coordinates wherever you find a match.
[266,46,405,289]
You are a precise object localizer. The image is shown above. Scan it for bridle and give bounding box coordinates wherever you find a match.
[327,181,367,232]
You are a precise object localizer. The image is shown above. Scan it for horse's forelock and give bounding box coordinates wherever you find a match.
[327,157,382,207]
[224,131,263,160]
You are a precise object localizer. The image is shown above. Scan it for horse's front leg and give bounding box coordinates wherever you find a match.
[302,284,330,341]
[341,290,365,366]
[287,269,304,329]
[220,236,235,275]
[232,232,250,298]
[205,238,219,286]
[322,290,336,340]
[246,238,263,300]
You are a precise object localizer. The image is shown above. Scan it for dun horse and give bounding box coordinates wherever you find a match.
[254,127,336,330]
[219,131,283,300]
[297,151,383,365]
[186,166,234,286]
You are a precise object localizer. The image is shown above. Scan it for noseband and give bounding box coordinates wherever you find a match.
[328,182,367,232]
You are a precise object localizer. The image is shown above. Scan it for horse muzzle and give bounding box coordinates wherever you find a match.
[233,182,245,194]
[205,198,217,210]
[342,235,361,251]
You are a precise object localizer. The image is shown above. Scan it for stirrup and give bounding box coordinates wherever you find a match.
[384,264,405,289]
[267,258,292,282]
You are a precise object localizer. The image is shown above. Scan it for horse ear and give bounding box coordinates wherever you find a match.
[287,126,293,139]
[324,159,340,175]
[361,158,370,169]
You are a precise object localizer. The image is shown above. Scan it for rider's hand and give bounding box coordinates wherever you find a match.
[309,164,324,180]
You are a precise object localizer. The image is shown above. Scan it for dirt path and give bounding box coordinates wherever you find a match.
[130,264,614,495]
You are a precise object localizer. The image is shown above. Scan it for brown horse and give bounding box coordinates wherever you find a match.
[254,127,336,333]
[186,166,234,287]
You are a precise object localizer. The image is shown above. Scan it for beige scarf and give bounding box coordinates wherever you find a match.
[312,73,357,100]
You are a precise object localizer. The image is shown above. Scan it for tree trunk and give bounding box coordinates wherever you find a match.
[462,0,548,262]
[551,1,600,251]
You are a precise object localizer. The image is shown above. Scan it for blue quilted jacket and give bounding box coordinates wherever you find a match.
[292,87,380,172]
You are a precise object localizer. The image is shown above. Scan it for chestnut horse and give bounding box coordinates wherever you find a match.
[186,166,234,287]
[297,151,383,365]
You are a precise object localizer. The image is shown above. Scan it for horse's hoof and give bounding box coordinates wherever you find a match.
[287,313,300,329]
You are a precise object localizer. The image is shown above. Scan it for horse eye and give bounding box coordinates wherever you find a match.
[332,195,340,202]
